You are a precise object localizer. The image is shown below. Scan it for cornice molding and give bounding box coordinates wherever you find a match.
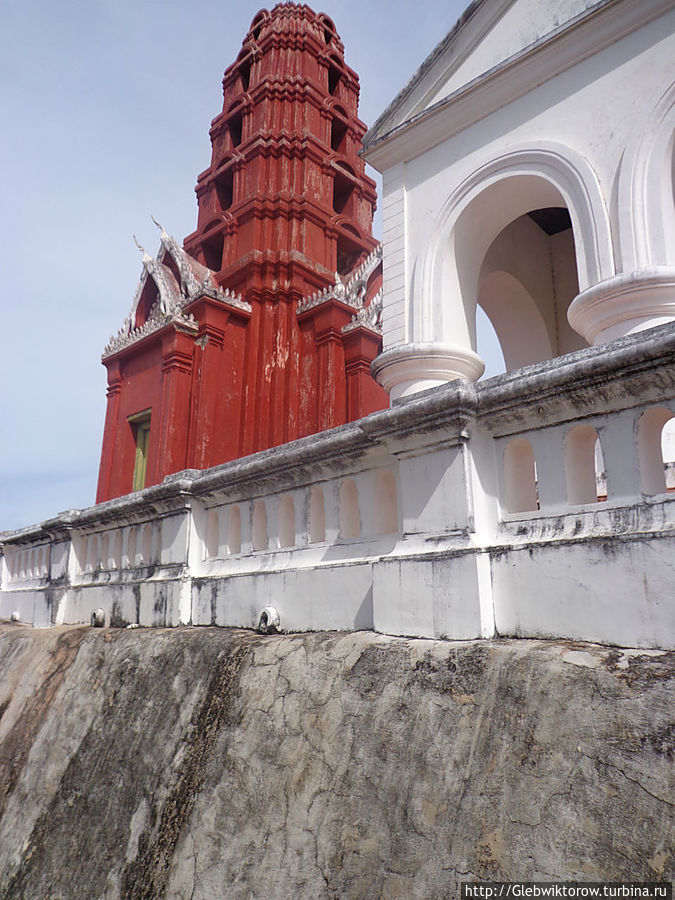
[363,0,672,171]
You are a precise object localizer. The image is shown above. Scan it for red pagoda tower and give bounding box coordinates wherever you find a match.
[96,4,386,503]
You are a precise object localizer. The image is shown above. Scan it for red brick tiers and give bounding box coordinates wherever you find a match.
[97,4,386,503]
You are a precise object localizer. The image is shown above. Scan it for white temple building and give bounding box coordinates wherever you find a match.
[2,0,674,650]
[365,0,675,394]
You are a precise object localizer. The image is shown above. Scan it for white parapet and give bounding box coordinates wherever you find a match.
[2,324,675,649]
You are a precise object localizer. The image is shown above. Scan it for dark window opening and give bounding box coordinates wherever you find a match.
[319,15,336,44]
[202,231,224,271]
[238,59,251,91]
[328,65,341,96]
[228,111,243,147]
[335,159,355,176]
[215,169,233,210]
[528,207,572,235]
[336,234,361,277]
[251,12,265,40]
[333,171,355,215]
[330,117,348,152]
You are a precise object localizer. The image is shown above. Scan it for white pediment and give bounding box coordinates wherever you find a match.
[367,0,605,146]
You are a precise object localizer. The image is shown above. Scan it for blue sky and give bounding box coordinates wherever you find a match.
[1,0,503,531]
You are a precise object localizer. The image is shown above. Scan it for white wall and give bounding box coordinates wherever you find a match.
[3,327,675,650]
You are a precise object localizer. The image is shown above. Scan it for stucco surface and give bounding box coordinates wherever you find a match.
[0,624,672,898]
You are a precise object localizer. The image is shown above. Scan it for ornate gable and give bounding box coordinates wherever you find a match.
[103,220,251,359]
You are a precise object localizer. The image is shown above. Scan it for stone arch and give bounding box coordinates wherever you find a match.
[86,534,99,572]
[227,506,242,555]
[126,527,137,568]
[278,494,295,549]
[374,469,398,535]
[375,144,614,399]
[617,81,675,271]
[424,145,613,345]
[206,509,219,559]
[503,438,538,514]
[425,141,613,303]
[564,425,605,505]
[638,406,675,496]
[252,500,268,551]
[308,485,326,543]
[111,530,122,570]
[338,479,360,539]
[141,523,153,565]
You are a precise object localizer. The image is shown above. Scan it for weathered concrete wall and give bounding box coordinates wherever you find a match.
[0,624,672,898]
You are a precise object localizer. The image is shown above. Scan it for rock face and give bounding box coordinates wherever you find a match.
[0,625,672,898]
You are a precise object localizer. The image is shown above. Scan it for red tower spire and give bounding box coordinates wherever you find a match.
[96,4,386,503]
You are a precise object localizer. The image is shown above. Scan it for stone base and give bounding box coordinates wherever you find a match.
[371,341,485,400]
[568,266,675,344]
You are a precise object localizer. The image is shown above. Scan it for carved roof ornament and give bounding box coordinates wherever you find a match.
[296,243,383,318]
[342,288,383,334]
[133,234,183,317]
[103,220,251,359]
[151,216,219,302]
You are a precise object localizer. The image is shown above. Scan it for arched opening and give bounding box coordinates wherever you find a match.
[215,168,233,210]
[565,425,606,505]
[474,207,584,372]
[330,116,348,153]
[638,407,675,495]
[319,14,336,44]
[617,82,675,271]
[126,527,137,568]
[503,438,538,513]
[250,11,266,41]
[476,305,506,379]
[141,524,153,565]
[339,479,360,539]
[333,168,355,215]
[111,530,122,570]
[227,110,243,148]
[336,231,362,277]
[416,147,614,395]
[236,49,252,91]
[201,229,224,272]
[309,485,325,543]
[86,535,99,572]
[206,509,219,558]
[374,469,398,535]
[278,495,295,548]
[665,419,675,491]
[227,505,242,555]
[252,500,268,551]
[328,59,342,96]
